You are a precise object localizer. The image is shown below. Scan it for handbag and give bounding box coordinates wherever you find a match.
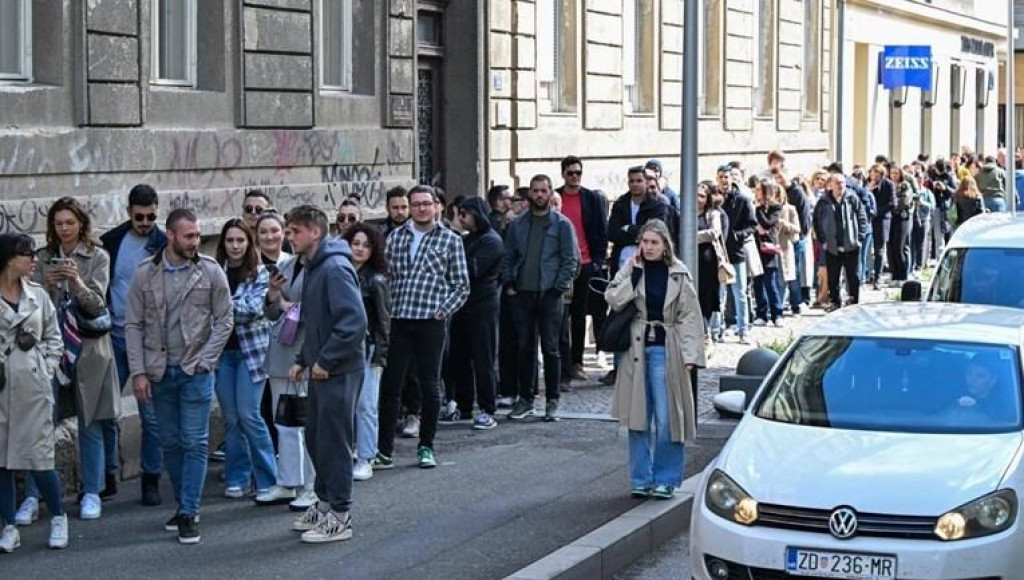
[597,302,636,353]
[65,298,113,339]
[278,303,301,346]
[759,240,782,257]
[711,231,736,285]
[275,381,307,428]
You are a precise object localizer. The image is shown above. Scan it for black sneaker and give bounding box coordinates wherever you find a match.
[164,512,181,532]
[508,399,536,420]
[544,400,560,422]
[177,515,201,545]
[100,472,118,501]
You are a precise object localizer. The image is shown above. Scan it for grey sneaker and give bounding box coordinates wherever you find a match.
[292,504,325,532]
[401,415,421,438]
[472,412,498,430]
[301,510,353,544]
[544,400,560,422]
[438,401,462,424]
[508,399,536,420]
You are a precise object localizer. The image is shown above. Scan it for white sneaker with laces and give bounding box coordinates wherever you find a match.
[353,459,373,481]
[14,497,38,526]
[300,510,353,544]
[48,515,68,549]
[224,486,245,499]
[255,486,297,505]
[80,493,102,520]
[289,489,318,512]
[292,504,324,532]
[0,525,19,553]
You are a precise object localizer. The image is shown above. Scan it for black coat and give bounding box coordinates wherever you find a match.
[755,204,782,269]
[720,186,757,263]
[607,192,674,274]
[555,186,609,269]
[786,183,812,237]
[871,177,897,220]
[460,197,506,311]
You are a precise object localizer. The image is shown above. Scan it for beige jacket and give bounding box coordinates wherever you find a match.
[0,279,64,470]
[35,244,121,426]
[778,204,801,282]
[125,251,234,382]
[605,260,707,443]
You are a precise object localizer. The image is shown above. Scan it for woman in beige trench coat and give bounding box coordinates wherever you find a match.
[605,220,707,500]
[0,233,68,552]
[29,197,120,522]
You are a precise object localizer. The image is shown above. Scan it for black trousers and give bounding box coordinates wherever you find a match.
[511,290,563,402]
[306,370,363,512]
[498,291,521,398]
[378,319,446,456]
[887,216,912,281]
[872,216,891,281]
[826,250,860,307]
[567,265,596,366]
[451,299,499,415]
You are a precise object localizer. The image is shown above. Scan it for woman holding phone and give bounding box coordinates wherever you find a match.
[605,220,706,500]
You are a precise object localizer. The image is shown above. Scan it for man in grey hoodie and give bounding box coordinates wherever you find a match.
[974,155,1008,213]
[286,205,367,544]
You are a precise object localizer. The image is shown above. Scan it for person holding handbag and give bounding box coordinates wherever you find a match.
[696,182,729,341]
[752,180,785,327]
[605,219,706,500]
[30,197,120,522]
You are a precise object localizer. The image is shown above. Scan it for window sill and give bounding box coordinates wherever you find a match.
[150,82,199,91]
[625,111,657,118]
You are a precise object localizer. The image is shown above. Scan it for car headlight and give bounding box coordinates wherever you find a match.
[934,489,1017,541]
[705,469,759,526]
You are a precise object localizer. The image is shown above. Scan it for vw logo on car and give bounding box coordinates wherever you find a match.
[828,507,858,540]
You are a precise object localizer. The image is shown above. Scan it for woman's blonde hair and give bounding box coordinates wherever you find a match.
[638,219,677,265]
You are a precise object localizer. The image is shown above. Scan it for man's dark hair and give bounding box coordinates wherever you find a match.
[984,155,997,165]
[530,174,553,191]
[716,164,731,175]
[917,153,930,163]
[386,185,408,201]
[514,186,530,200]
[434,186,448,207]
[408,184,438,203]
[285,204,329,238]
[560,155,583,173]
[166,208,198,232]
[727,160,743,170]
[128,183,159,207]
[243,189,271,204]
[874,154,890,165]
[628,165,646,177]
[826,161,844,174]
[486,184,510,207]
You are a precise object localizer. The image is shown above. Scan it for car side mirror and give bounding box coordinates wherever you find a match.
[713,390,748,416]
[900,281,922,302]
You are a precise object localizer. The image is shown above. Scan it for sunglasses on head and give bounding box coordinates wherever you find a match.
[338,215,359,223]
[134,212,157,223]
[244,205,265,215]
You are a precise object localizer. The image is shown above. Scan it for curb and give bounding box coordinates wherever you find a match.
[505,474,702,580]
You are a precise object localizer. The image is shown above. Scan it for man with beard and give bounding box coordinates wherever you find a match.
[125,209,233,544]
[100,184,167,506]
[503,175,579,423]
[608,167,673,276]
[382,186,410,236]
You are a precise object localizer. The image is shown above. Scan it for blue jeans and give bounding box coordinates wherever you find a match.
[984,197,1007,213]
[727,261,749,336]
[790,238,806,309]
[78,419,106,495]
[859,232,873,281]
[356,346,382,461]
[215,350,278,491]
[628,347,685,488]
[152,366,215,516]
[112,333,161,475]
[2,469,63,524]
[753,268,784,322]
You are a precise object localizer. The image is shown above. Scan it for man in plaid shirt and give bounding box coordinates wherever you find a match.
[375,185,470,469]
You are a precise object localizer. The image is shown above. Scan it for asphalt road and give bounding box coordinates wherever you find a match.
[3,417,725,580]
[615,530,692,580]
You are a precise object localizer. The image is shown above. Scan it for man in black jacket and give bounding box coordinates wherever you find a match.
[100,183,167,506]
[717,166,756,344]
[449,197,505,430]
[556,156,608,380]
[813,174,869,309]
[608,166,673,276]
[855,162,895,288]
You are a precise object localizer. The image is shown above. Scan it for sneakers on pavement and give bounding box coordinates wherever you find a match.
[438,401,463,424]
[292,504,325,532]
[177,515,201,545]
[48,515,68,549]
[630,486,652,499]
[210,443,226,462]
[651,485,676,500]
[164,512,182,532]
[14,497,38,526]
[508,399,536,420]
[289,489,318,512]
[569,363,587,380]
[737,334,751,345]
[496,396,514,408]
[353,459,373,481]
[224,486,246,499]
[400,415,421,438]
[771,319,784,328]
[79,493,102,520]
[140,472,162,506]
[752,318,768,327]
[255,486,297,506]
[371,452,394,470]
[544,400,560,422]
[100,472,118,501]
[417,446,437,469]
[472,412,498,430]
[0,525,19,553]
[300,510,353,544]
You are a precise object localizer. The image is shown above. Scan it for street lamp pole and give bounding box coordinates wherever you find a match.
[835,0,846,164]
[1008,0,1016,215]
[679,0,699,271]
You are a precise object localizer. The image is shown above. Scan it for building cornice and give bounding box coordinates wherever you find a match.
[846,0,1007,41]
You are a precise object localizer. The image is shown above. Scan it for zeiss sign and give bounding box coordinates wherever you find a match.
[880,46,933,90]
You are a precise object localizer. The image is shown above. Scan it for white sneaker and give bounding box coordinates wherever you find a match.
[496,396,514,408]
[353,459,373,481]
[79,493,102,520]
[48,515,68,549]
[0,525,19,553]
[292,503,324,532]
[401,415,420,438]
[224,486,246,499]
[752,318,768,326]
[14,497,38,526]
[289,489,318,512]
[255,485,297,505]
[300,510,353,544]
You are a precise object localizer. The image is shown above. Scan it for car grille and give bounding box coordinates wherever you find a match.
[757,503,937,540]
[704,556,1001,580]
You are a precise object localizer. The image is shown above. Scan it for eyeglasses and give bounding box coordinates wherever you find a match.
[134,213,157,223]
[565,170,582,177]
[410,202,434,209]
[338,215,359,223]
[244,205,265,215]
[16,250,35,258]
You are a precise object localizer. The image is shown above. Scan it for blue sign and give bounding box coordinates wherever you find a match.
[880,46,933,90]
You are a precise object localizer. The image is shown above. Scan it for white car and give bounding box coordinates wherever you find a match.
[691,302,1024,580]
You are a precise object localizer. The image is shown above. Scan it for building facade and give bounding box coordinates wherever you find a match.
[0,0,416,236]
[840,0,1008,168]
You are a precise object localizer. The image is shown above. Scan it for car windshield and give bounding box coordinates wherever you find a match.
[930,248,1024,309]
[754,337,1023,434]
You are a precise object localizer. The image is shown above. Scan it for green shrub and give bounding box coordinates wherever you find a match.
[760,332,795,355]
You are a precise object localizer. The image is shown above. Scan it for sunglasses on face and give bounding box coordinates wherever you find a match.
[16,250,35,258]
[244,205,265,215]
[338,215,359,223]
[134,213,158,223]
[565,170,582,177]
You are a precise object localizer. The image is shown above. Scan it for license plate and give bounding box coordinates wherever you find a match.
[786,548,897,579]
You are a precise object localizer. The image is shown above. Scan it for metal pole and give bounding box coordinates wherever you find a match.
[835,0,846,164]
[1008,0,1017,215]
[679,0,699,272]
